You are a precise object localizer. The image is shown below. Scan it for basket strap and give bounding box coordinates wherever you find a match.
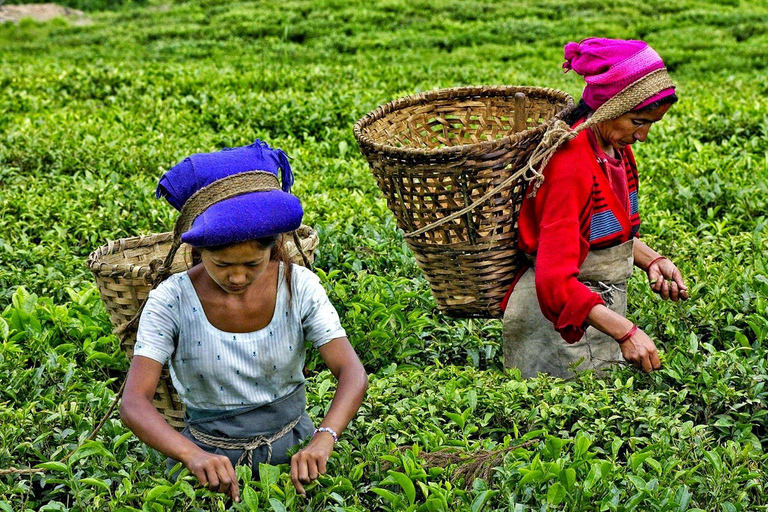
[403,69,675,238]
[524,69,675,195]
[291,230,312,268]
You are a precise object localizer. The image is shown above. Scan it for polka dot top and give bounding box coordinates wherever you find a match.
[134,263,346,410]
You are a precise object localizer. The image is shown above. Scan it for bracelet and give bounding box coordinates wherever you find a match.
[314,427,338,443]
[616,324,638,344]
[647,256,667,270]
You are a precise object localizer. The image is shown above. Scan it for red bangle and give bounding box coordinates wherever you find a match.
[647,256,667,270]
[617,325,638,344]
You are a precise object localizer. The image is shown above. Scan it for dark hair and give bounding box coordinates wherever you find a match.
[190,234,294,304]
[565,93,679,126]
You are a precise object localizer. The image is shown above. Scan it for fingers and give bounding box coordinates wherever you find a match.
[194,468,209,490]
[204,466,221,493]
[226,460,240,503]
[669,280,679,301]
[648,267,663,291]
[190,455,238,502]
[659,277,689,301]
[309,458,320,481]
[297,454,310,484]
[650,349,661,371]
[641,355,653,373]
[206,465,231,495]
[291,456,306,498]
[291,446,331,498]
[651,261,690,301]
[619,330,661,373]
[673,271,689,301]
[638,339,660,373]
[317,454,328,476]
[660,279,670,300]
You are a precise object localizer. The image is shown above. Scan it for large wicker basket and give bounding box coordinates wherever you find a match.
[354,86,573,318]
[87,225,319,430]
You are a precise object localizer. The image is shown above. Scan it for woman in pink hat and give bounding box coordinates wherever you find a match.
[501,38,688,379]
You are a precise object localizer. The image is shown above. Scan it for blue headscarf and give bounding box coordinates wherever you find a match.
[157,140,303,247]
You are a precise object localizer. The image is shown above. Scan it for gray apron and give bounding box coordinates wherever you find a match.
[166,383,315,478]
[503,239,634,379]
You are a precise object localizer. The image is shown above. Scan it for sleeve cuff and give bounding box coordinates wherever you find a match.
[555,286,604,344]
[312,328,348,349]
[133,344,172,365]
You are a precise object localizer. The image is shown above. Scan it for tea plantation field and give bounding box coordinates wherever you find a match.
[2,0,768,510]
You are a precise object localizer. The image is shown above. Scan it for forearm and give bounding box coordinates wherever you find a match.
[633,239,662,270]
[318,363,368,436]
[120,394,202,464]
[586,303,634,340]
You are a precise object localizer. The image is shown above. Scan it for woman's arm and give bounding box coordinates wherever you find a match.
[120,356,240,503]
[290,337,367,497]
[633,239,688,301]
[526,146,605,343]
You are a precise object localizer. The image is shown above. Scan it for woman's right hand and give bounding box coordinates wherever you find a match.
[618,327,661,372]
[182,449,240,503]
[121,356,240,504]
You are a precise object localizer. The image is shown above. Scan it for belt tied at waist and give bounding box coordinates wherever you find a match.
[189,413,302,467]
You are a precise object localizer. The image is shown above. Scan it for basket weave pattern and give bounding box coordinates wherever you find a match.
[87,225,319,430]
[354,86,573,317]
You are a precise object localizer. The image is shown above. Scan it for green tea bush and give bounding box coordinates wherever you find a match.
[2,0,768,510]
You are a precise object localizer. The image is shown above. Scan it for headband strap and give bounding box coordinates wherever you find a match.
[587,68,675,126]
[174,171,280,240]
[115,170,282,339]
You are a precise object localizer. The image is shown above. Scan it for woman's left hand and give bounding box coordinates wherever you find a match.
[647,258,689,301]
[290,432,335,498]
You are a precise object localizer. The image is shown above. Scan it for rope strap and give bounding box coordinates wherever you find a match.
[189,414,302,467]
[174,171,280,241]
[403,68,675,238]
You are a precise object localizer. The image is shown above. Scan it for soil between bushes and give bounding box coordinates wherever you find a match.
[0,3,87,24]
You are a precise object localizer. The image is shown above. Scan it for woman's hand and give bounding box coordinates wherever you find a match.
[647,258,689,301]
[587,305,662,372]
[182,449,240,502]
[619,327,661,372]
[290,432,335,497]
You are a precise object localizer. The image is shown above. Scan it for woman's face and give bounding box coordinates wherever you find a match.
[199,241,272,295]
[594,103,672,151]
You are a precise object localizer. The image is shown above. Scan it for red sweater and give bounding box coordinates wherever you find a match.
[501,126,641,343]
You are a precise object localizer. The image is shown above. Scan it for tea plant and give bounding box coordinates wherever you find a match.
[2,0,768,510]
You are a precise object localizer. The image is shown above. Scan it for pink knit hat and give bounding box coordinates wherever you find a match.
[563,38,675,110]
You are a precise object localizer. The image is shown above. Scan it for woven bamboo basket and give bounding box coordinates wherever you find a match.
[354,86,573,318]
[87,225,319,430]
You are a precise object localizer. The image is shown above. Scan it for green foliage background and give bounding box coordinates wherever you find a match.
[1,0,768,510]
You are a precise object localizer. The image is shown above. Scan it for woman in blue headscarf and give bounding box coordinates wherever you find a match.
[119,140,368,502]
